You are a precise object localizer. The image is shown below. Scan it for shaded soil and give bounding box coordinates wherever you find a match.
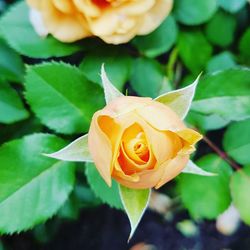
[3,205,250,250]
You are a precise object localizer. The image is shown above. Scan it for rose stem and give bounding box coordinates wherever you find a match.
[202,134,241,171]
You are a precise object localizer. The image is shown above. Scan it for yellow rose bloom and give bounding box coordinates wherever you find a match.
[26,0,173,44]
[88,96,202,189]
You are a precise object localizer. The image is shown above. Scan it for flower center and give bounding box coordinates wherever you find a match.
[124,132,149,163]
[92,0,110,8]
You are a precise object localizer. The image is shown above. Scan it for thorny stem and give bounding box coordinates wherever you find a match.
[202,134,241,171]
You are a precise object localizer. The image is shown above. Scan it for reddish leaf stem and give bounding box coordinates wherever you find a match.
[202,134,241,171]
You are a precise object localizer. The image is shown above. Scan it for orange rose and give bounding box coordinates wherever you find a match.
[26,0,173,44]
[88,96,202,189]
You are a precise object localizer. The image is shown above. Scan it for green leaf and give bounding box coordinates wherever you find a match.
[182,160,216,176]
[174,0,218,25]
[178,30,212,74]
[130,58,165,98]
[192,68,250,121]
[0,82,29,124]
[205,10,236,48]
[206,51,237,73]
[0,38,24,83]
[218,0,247,13]
[101,64,124,104]
[79,46,132,91]
[85,163,123,210]
[132,15,178,58]
[119,185,150,241]
[24,62,104,134]
[231,166,250,225]
[186,111,230,132]
[155,74,200,119]
[45,134,92,163]
[0,133,75,233]
[239,28,250,58]
[223,118,250,165]
[0,2,80,58]
[178,154,232,219]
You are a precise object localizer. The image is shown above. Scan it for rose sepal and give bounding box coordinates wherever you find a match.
[119,185,151,242]
[182,160,216,176]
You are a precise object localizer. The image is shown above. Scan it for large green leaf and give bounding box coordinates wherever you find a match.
[206,51,236,73]
[132,15,178,58]
[178,154,232,219]
[85,163,123,210]
[79,46,132,91]
[0,1,81,58]
[205,10,236,48]
[0,38,24,83]
[0,133,75,233]
[223,118,250,165]
[174,0,218,25]
[218,0,247,13]
[192,68,250,121]
[25,62,104,134]
[119,185,150,240]
[231,166,250,225]
[0,82,29,124]
[130,58,165,98]
[178,30,212,74]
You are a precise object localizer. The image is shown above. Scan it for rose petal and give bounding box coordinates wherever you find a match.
[42,0,90,42]
[137,100,185,131]
[88,111,117,187]
[155,154,189,189]
[52,0,75,13]
[26,0,42,10]
[137,0,173,35]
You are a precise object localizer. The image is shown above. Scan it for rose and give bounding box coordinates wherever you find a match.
[27,0,173,44]
[88,96,202,189]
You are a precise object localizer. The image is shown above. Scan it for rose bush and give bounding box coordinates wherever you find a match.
[88,96,202,189]
[26,0,173,44]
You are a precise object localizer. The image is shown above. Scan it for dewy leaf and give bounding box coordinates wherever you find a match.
[0,1,81,58]
[192,68,250,122]
[178,154,232,219]
[231,166,250,225]
[155,74,201,119]
[182,160,216,176]
[119,185,151,241]
[223,118,250,165]
[0,82,29,124]
[25,62,104,134]
[0,133,75,233]
[85,163,123,210]
[101,64,124,104]
[44,134,92,163]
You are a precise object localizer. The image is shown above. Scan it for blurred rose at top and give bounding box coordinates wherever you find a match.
[26,0,173,44]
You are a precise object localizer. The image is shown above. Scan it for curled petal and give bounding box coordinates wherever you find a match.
[88,111,117,187]
[42,1,91,42]
[155,154,189,189]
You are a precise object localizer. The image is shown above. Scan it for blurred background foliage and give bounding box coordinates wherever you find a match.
[0,0,250,249]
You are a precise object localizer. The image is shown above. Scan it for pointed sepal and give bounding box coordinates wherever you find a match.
[119,185,151,242]
[182,160,216,176]
[44,134,92,162]
[155,73,202,119]
[101,64,124,104]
